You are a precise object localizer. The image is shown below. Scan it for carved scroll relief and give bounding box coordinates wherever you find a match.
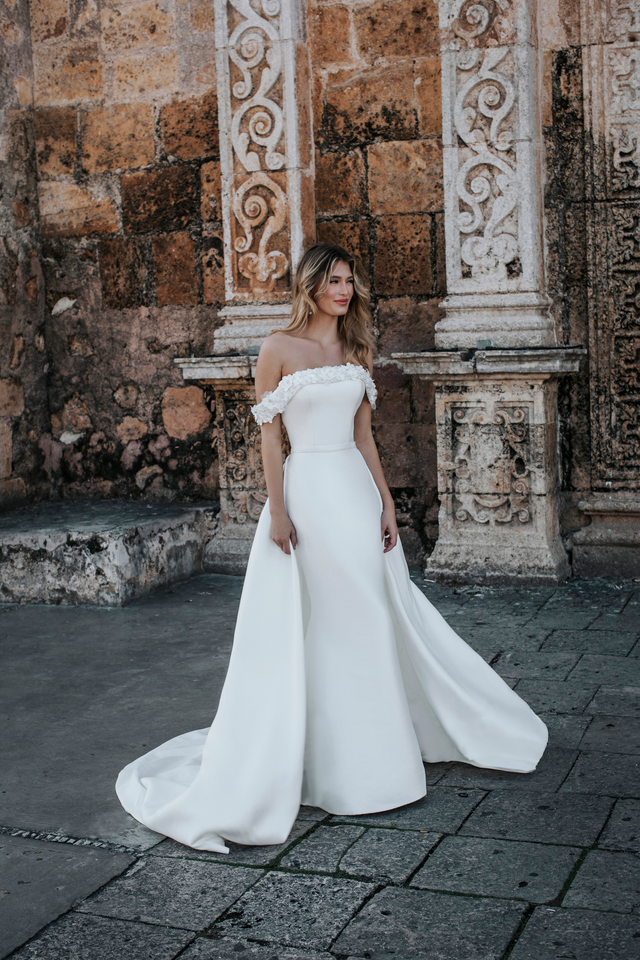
[215,0,309,302]
[216,388,268,524]
[440,0,543,294]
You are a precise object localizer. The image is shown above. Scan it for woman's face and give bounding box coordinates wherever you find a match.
[314,260,354,317]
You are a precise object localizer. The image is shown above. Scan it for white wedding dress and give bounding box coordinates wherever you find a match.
[116,364,548,853]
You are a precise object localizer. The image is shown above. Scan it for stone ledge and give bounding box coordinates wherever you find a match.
[0,501,219,606]
[391,346,587,379]
[573,495,640,577]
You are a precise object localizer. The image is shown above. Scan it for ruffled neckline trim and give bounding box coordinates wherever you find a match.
[251,363,377,425]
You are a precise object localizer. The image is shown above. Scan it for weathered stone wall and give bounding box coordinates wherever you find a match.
[0,0,49,508]
[309,0,444,558]
[28,0,221,503]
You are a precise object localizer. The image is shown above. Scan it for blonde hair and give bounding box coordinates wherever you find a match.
[279,243,375,369]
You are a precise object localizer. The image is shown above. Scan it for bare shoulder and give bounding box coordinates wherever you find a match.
[255,332,294,398]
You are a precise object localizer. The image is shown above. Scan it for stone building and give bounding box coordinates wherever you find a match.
[0,0,638,583]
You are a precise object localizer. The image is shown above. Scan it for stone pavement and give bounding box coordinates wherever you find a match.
[1,574,639,959]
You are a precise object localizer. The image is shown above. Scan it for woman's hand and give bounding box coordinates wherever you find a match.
[270,510,297,555]
[381,506,398,553]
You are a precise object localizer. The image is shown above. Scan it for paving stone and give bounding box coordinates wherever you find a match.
[439,748,579,793]
[10,913,193,960]
[568,655,640,684]
[460,792,613,845]
[331,786,486,833]
[462,627,552,653]
[297,805,328,821]
[508,905,640,960]
[587,685,640,717]
[514,679,598,714]
[578,716,640,754]
[339,828,440,883]
[563,849,640,912]
[424,761,457,784]
[589,611,640,633]
[411,835,581,903]
[0,835,133,959]
[493,650,579,680]
[150,819,313,867]
[525,609,600,631]
[333,887,526,960]
[539,712,592,750]
[599,799,640,852]
[77,857,260,930]
[180,939,334,960]
[279,824,363,872]
[214,873,373,950]
[541,628,639,655]
[561,750,640,797]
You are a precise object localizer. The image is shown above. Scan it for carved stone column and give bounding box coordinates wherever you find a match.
[177,1,315,573]
[393,0,585,583]
[576,0,640,575]
[437,0,555,348]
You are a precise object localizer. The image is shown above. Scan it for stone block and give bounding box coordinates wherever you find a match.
[323,61,417,145]
[439,748,579,793]
[599,798,640,852]
[150,819,313,867]
[280,824,364,873]
[309,2,353,68]
[578,716,640,755]
[10,912,193,960]
[0,834,133,960]
[82,103,155,173]
[0,478,27,506]
[415,56,442,138]
[374,214,432,295]
[161,90,218,161]
[98,237,148,310]
[493,649,579,680]
[585,686,640,718]
[38,181,118,238]
[182,942,333,960]
[515,678,597,714]
[215,873,374,950]
[112,50,179,100]
[33,42,103,106]
[189,0,215,32]
[152,233,199,307]
[29,0,69,43]
[201,161,222,221]
[375,421,436,488]
[0,378,24,418]
[354,0,439,61]
[561,751,640,796]
[317,219,368,269]
[377,296,441,355]
[203,229,225,303]
[0,501,218,605]
[460,792,613,846]
[368,140,443,215]
[411,835,581,904]
[34,107,76,177]
[101,0,175,52]
[569,655,640,686]
[0,420,12,479]
[115,417,147,442]
[372,363,411,423]
[334,887,525,960]
[315,149,366,217]
[332,786,486,834]
[122,167,197,234]
[563,849,640,913]
[541,628,638,656]
[161,385,211,440]
[78,856,259,930]
[508,906,640,960]
[540,713,592,750]
[340,828,440,883]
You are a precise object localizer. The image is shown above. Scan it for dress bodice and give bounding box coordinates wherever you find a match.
[252,365,377,452]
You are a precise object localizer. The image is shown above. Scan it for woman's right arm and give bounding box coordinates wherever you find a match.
[254,339,297,555]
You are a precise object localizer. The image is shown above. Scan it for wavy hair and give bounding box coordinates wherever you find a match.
[278,243,374,369]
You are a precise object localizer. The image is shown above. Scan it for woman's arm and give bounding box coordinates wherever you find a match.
[354,378,398,553]
[254,339,297,555]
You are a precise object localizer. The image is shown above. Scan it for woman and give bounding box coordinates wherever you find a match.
[116,244,547,853]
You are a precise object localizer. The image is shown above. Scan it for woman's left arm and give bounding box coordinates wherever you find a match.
[354,383,398,553]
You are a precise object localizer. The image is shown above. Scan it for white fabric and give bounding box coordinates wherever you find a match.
[116,367,548,853]
[251,362,377,425]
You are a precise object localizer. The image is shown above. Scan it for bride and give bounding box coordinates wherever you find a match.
[116,243,548,853]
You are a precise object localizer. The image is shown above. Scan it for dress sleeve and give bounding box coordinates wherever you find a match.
[251,388,284,425]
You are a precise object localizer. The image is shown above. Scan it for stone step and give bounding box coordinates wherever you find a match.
[0,501,219,606]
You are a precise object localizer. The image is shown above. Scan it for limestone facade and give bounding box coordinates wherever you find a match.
[0,0,638,578]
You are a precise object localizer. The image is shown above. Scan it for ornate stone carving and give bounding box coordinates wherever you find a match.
[216,388,267,525]
[447,403,531,524]
[215,0,313,303]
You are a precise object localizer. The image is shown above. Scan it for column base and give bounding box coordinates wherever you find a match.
[573,496,640,578]
[425,534,570,584]
[204,521,255,575]
[435,293,557,350]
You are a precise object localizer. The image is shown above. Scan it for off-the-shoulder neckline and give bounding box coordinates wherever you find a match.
[276,363,371,387]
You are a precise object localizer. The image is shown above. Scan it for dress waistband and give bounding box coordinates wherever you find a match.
[290,441,357,454]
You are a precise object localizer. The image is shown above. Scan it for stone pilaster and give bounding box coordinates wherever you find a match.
[437,0,555,348]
